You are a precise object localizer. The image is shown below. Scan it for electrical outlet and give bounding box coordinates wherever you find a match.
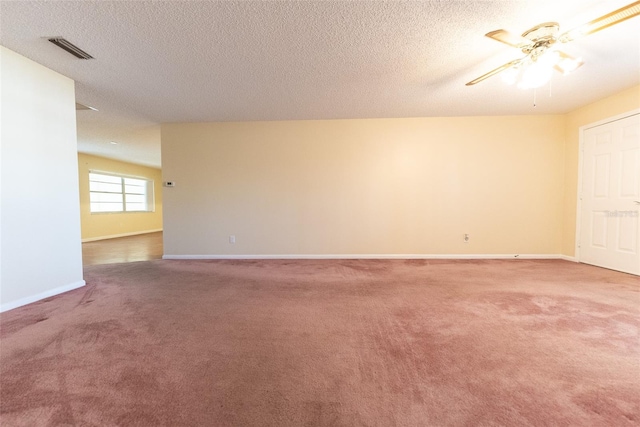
[463,233,470,243]
[229,235,236,244]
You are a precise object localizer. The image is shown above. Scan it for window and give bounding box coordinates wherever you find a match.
[89,172,154,213]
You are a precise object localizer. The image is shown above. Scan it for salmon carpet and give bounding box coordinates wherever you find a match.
[1,259,639,426]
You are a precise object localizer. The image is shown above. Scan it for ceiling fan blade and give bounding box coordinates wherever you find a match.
[485,29,532,48]
[465,58,525,86]
[559,0,640,42]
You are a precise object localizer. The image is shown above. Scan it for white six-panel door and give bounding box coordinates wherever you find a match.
[579,113,640,275]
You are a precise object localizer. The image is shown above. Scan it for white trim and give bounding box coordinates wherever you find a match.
[559,255,578,262]
[581,108,640,131]
[575,124,585,263]
[573,260,638,276]
[89,169,151,181]
[163,254,571,260]
[575,109,640,265]
[0,280,86,313]
[82,229,162,242]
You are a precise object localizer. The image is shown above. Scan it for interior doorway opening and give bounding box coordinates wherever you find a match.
[82,231,163,266]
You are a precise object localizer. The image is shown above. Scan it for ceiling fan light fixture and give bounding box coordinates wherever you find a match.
[501,66,520,85]
[515,50,558,89]
[554,55,584,75]
[518,66,553,89]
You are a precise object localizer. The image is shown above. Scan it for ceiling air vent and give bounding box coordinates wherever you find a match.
[76,102,97,111]
[48,38,94,59]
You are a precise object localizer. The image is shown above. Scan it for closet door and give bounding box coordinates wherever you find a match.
[579,113,639,275]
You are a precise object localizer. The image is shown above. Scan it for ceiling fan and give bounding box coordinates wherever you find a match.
[466,0,640,88]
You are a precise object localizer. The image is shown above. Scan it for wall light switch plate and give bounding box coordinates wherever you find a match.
[164,181,175,187]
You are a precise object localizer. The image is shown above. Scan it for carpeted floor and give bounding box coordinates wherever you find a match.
[1,259,638,426]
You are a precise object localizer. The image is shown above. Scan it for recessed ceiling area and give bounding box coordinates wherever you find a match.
[1,0,638,168]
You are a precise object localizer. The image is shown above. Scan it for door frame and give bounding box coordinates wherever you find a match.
[575,108,640,269]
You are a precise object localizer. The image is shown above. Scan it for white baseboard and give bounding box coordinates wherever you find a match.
[82,229,162,242]
[163,254,572,260]
[559,255,578,262]
[0,280,86,313]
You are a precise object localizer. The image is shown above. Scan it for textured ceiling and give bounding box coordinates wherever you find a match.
[1,0,639,168]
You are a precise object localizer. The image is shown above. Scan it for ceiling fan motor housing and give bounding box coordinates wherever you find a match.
[521,22,559,58]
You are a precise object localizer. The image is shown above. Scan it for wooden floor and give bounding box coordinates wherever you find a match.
[82,231,163,266]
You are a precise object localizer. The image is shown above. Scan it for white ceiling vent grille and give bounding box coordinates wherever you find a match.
[48,38,94,59]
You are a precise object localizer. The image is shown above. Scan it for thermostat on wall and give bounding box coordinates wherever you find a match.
[164,181,175,187]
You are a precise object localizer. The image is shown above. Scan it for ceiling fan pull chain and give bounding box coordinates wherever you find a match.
[533,88,537,107]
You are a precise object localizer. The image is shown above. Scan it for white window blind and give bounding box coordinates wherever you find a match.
[89,172,154,213]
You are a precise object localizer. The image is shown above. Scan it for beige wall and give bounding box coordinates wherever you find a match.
[562,85,640,256]
[78,153,163,241]
[162,116,566,256]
